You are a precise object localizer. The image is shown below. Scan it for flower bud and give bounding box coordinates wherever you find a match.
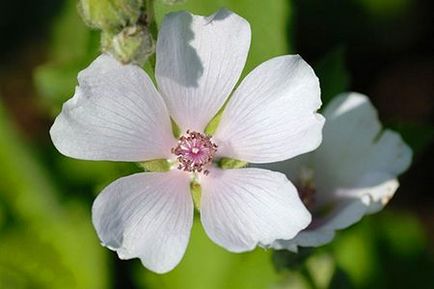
[102,25,155,65]
[78,0,143,31]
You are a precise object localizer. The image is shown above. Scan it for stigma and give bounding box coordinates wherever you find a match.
[172,130,217,175]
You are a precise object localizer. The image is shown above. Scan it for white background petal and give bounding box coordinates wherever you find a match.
[314,92,412,205]
[199,168,311,252]
[273,195,369,251]
[50,54,176,161]
[92,171,193,273]
[213,55,324,163]
[268,93,412,251]
[156,9,251,132]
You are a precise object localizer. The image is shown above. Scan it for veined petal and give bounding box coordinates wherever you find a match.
[50,54,175,162]
[270,93,412,251]
[156,9,251,132]
[314,92,412,205]
[199,168,311,252]
[92,171,193,273]
[213,55,324,163]
[272,195,370,251]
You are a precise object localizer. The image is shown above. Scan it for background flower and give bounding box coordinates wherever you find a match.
[268,92,412,251]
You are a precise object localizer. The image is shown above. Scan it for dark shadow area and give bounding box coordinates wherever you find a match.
[0,0,64,65]
[291,0,434,212]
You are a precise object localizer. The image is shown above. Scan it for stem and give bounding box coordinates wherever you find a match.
[144,0,158,40]
[140,0,157,70]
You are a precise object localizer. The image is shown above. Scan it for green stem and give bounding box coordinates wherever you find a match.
[145,0,158,40]
[143,0,157,70]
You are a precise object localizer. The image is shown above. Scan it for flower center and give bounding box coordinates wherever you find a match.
[298,184,316,210]
[172,130,217,175]
[297,167,316,210]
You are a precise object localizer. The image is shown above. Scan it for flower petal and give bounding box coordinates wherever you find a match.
[199,168,311,252]
[50,54,175,161]
[273,196,369,251]
[269,93,412,251]
[314,92,412,205]
[92,171,193,273]
[213,55,324,163]
[156,9,251,132]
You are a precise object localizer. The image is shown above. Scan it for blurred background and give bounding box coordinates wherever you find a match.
[0,0,433,288]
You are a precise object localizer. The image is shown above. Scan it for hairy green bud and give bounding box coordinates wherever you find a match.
[102,25,155,65]
[78,0,143,31]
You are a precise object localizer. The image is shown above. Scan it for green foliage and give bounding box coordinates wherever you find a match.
[34,0,100,115]
[27,1,433,289]
[356,0,412,18]
[139,218,282,289]
[268,212,434,289]
[330,212,434,289]
[0,101,108,289]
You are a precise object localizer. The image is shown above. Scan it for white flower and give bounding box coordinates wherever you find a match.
[50,9,324,273]
[268,92,412,252]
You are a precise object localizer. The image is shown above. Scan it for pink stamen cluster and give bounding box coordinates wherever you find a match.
[172,130,217,175]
